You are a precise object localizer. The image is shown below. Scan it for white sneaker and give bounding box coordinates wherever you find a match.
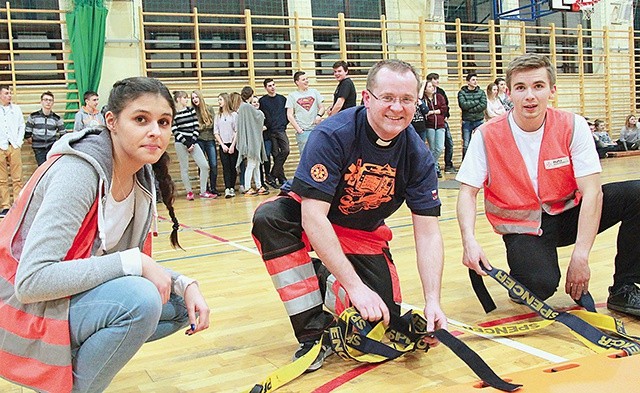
[229,188,236,197]
[224,188,232,199]
[239,185,245,194]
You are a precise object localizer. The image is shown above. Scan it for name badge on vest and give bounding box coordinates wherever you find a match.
[544,156,570,170]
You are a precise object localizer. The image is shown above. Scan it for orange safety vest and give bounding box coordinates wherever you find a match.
[0,155,98,393]
[481,108,581,235]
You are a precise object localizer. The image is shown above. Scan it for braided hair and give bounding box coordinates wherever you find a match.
[108,76,182,249]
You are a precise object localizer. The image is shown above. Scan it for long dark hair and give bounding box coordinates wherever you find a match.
[108,77,182,249]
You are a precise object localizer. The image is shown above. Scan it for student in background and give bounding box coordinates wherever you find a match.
[191,90,219,197]
[24,91,66,166]
[214,93,239,198]
[172,91,214,200]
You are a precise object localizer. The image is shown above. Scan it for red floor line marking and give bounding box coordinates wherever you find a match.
[159,215,230,243]
[312,364,381,393]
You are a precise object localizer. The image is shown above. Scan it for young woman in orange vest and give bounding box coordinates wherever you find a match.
[0,77,210,393]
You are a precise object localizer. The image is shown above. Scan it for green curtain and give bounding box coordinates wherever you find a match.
[65,0,108,129]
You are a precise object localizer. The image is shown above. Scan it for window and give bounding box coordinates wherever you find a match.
[311,0,385,75]
[0,1,64,82]
[142,0,291,78]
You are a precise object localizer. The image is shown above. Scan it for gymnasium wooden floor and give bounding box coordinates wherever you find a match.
[2,156,640,392]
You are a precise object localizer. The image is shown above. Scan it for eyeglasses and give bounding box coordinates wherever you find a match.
[367,89,416,107]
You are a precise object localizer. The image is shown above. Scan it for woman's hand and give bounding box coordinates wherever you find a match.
[183,282,211,335]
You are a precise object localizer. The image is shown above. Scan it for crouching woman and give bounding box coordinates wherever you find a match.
[0,77,210,393]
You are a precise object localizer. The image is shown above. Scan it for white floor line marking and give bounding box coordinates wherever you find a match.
[401,302,568,363]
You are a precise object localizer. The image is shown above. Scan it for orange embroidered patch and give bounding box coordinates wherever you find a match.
[310,164,328,182]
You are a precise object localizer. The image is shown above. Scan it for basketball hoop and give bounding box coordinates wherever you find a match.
[571,0,601,20]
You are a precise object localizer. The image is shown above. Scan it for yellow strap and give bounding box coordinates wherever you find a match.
[447,308,640,354]
[248,336,323,393]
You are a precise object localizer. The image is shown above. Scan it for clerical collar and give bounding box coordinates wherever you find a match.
[365,121,399,148]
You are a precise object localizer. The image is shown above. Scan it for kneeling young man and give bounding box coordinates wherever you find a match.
[252,59,447,370]
[456,53,640,315]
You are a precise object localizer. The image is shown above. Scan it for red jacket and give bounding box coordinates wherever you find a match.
[424,93,448,129]
[481,108,581,235]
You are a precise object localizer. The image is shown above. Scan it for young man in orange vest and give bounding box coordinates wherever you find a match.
[456,53,640,317]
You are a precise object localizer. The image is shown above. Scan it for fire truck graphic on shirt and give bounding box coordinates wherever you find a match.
[339,159,396,215]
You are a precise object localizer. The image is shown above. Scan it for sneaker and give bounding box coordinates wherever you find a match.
[186,192,195,201]
[257,186,270,195]
[266,177,278,189]
[292,339,333,372]
[229,188,236,197]
[199,192,217,199]
[224,188,232,199]
[444,166,458,174]
[0,208,8,218]
[239,185,246,194]
[607,284,640,317]
[437,169,442,178]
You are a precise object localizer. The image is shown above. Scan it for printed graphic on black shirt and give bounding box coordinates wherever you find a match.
[339,159,396,215]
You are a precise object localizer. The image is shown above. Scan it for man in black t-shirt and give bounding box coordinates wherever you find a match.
[252,60,447,372]
[327,61,357,117]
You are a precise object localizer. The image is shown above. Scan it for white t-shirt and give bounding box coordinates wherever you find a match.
[286,89,324,130]
[456,112,601,193]
[104,188,135,251]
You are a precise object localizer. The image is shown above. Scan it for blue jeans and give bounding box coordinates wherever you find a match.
[444,122,454,168]
[462,119,483,159]
[295,128,313,156]
[426,128,445,170]
[33,146,51,166]
[197,139,219,193]
[69,276,188,392]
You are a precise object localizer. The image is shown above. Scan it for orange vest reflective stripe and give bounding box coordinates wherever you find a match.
[481,108,581,235]
[0,155,99,393]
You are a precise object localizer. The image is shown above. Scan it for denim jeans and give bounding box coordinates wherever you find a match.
[461,119,483,159]
[426,127,445,170]
[444,122,454,168]
[174,142,209,194]
[503,181,640,300]
[33,146,51,166]
[196,139,219,193]
[69,276,189,392]
[295,128,314,156]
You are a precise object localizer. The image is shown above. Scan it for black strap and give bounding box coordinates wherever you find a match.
[469,268,497,313]
[388,312,521,392]
[434,329,522,392]
[485,266,640,355]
